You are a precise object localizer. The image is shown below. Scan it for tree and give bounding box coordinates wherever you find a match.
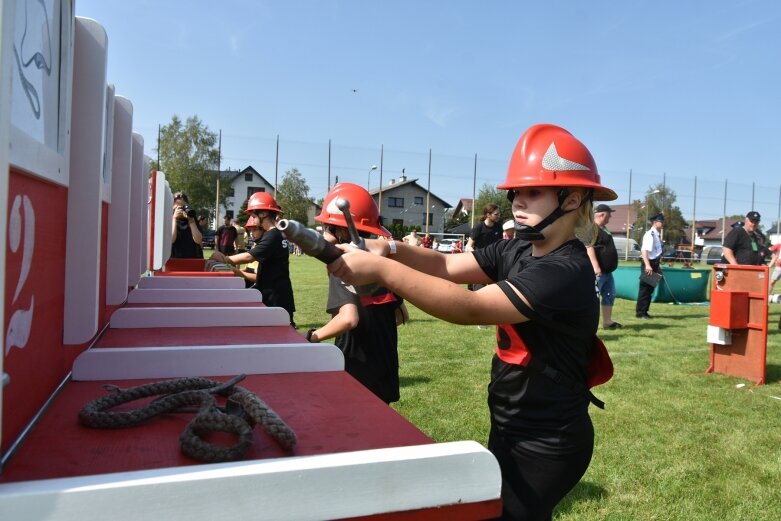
[445,208,470,230]
[156,115,228,222]
[276,168,311,224]
[474,183,512,225]
[630,184,688,247]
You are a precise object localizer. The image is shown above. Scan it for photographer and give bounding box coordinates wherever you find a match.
[171,192,203,258]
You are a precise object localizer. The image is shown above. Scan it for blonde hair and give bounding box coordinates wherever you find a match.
[572,191,597,245]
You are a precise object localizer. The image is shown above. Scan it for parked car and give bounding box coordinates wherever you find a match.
[701,245,724,265]
[613,237,642,261]
[436,238,458,253]
[201,229,216,249]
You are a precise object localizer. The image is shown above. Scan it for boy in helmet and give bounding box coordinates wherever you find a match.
[213,193,296,327]
[327,124,614,520]
[306,182,405,404]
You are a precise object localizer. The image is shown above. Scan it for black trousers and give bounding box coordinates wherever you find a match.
[636,258,661,316]
[488,424,594,521]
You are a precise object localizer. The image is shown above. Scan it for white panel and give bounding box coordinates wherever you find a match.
[63,17,108,345]
[152,170,173,270]
[8,0,74,187]
[105,96,133,305]
[127,288,262,304]
[71,343,343,380]
[127,132,144,286]
[0,441,500,521]
[0,0,14,449]
[100,84,114,202]
[139,155,149,274]
[110,306,290,328]
[137,276,246,290]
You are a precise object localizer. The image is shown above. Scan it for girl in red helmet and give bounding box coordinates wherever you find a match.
[327,124,615,521]
[213,193,296,327]
[306,182,406,404]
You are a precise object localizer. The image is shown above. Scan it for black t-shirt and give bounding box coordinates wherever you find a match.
[326,275,401,403]
[593,227,618,273]
[470,221,502,250]
[248,228,295,317]
[723,227,762,265]
[216,224,238,253]
[474,239,598,452]
[172,219,201,259]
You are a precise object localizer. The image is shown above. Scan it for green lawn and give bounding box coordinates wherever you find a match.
[288,254,781,521]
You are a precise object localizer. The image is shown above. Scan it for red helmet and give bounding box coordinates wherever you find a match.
[245,191,283,215]
[498,124,617,201]
[315,182,390,237]
[244,215,260,230]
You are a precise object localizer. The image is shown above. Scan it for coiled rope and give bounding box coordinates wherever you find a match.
[79,375,296,462]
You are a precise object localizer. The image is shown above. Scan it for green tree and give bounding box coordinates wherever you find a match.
[474,183,512,225]
[155,115,227,221]
[630,184,688,247]
[445,208,470,230]
[276,168,311,223]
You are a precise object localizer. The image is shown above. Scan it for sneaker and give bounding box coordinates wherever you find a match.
[636,314,651,320]
[606,322,623,330]
[477,325,490,330]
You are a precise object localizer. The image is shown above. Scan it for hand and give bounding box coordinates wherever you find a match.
[645,265,653,275]
[173,207,186,220]
[327,244,384,287]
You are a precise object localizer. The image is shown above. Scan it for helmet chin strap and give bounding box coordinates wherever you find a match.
[508,188,590,241]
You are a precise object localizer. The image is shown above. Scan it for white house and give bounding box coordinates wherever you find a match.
[369,176,452,234]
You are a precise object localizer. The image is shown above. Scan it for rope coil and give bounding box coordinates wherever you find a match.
[79,375,297,462]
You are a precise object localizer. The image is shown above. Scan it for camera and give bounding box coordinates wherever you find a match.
[177,205,196,220]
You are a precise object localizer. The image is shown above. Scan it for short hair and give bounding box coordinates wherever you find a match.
[173,191,189,203]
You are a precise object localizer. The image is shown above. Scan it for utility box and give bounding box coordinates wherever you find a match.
[706,265,769,385]
[709,290,749,329]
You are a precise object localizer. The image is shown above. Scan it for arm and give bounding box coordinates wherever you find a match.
[465,237,476,253]
[365,238,491,285]
[722,247,738,265]
[328,246,528,325]
[212,250,255,266]
[641,249,653,274]
[189,219,202,245]
[308,303,360,342]
[585,245,601,276]
[230,265,256,282]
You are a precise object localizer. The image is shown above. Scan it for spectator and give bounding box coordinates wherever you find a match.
[770,242,781,293]
[403,230,422,246]
[502,220,516,240]
[636,213,664,320]
[233,219,247,253]
[722,211,764,266]
[465,204,502,252]
[422,233,433,248]
[171,192,202,259]
[215,215,238,255]
[586,204,621,329]
[307,182,405,404]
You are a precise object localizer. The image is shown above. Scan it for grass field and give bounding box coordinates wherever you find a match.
[286,254,781,521]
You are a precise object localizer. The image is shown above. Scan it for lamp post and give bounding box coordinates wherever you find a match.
[366,165,378,190]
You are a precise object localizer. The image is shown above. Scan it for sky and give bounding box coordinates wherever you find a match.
[75,0,781,228]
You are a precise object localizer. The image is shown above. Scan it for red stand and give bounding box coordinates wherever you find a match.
[706,264,769,384]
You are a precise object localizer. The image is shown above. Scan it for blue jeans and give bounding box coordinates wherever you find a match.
[596,273,616,306]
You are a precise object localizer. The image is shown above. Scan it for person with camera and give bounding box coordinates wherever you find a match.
[171,192,202,258]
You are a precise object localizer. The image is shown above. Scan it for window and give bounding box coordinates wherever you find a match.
[245,172,253,182]
[421,213,433,226]
[388,197,405,208]
[247,187,265,199]
[229,188,235,197]
[414,196,424,205]
[392,219,404,225]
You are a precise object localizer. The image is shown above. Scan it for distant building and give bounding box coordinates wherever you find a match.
[453,198,473,216]
[369,175,451,233]
[217,165,319,226]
